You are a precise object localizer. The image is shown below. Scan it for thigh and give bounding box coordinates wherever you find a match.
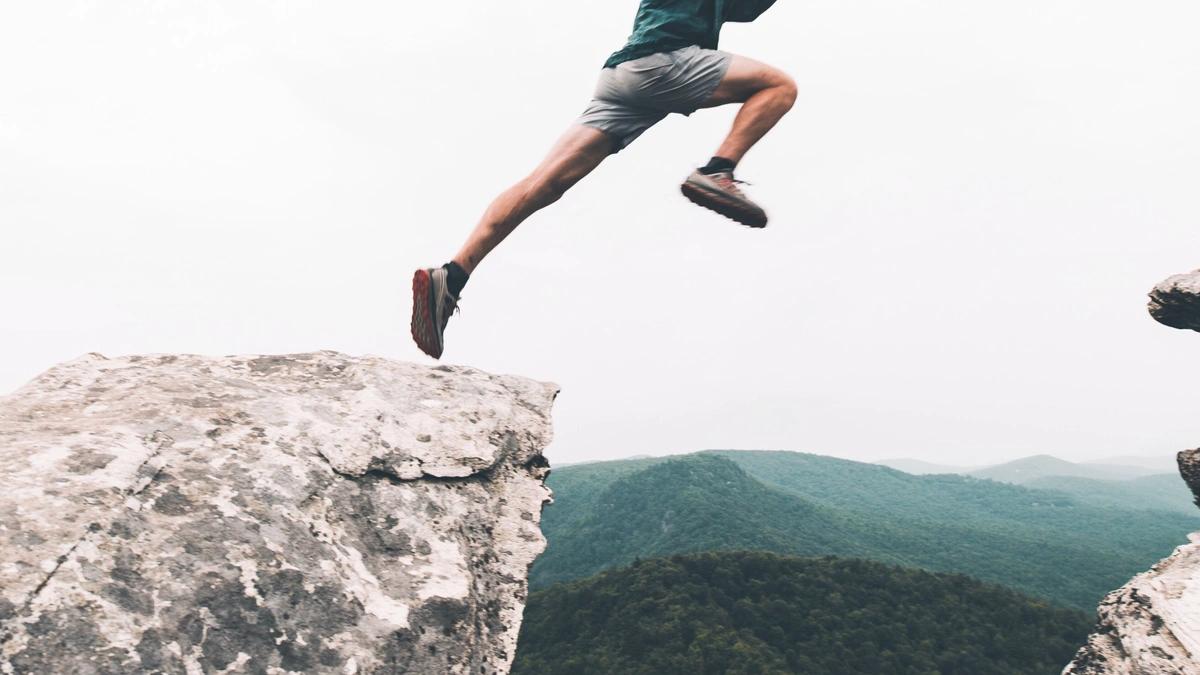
[530,124,615,188]
[577,96,666,153]
[699,53,793,108]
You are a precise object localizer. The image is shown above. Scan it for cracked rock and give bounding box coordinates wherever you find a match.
[0,352,556,674]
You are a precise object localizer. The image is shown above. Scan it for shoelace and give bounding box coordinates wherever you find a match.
[443,293,462,324]
[712,172,753,197]
[712,171,753,187]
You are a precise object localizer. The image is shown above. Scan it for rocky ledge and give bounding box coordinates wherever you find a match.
[1064,273,1200,674]
[0,352,556,674]
[1061,452,1200,674]
[1148,269,1200,332]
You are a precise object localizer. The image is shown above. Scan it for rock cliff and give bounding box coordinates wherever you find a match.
[1063,274,1200,674]
[0,352,556,675]
[1062,498,1200,673]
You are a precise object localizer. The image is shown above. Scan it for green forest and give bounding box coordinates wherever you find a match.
[532,451,1198,609]
[514,551,1092,675]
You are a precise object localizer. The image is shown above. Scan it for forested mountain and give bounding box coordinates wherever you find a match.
[514,551,1091,675]
[532,454,869,588]
[533,451,1200,608]
[1021,472,1196,514]
[875,453,1195,513]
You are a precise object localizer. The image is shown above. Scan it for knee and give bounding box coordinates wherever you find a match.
[775,72,798,110]
[526,174,570,208]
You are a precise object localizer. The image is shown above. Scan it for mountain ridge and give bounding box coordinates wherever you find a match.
[969,454,1160,483]
[534,450,1200,609]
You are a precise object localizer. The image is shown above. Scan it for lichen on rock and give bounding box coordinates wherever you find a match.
[0,352,556,674]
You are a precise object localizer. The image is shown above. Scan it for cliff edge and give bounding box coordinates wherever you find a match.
[1063,274,1200,674]
[0,352,556,674]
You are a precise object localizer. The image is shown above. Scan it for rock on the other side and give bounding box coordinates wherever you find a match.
[1149,270,1200,332]
[1063,449,1200,675]
[0,352,556,675]
[1062,534,1200,675]
[1180,449,1200,511]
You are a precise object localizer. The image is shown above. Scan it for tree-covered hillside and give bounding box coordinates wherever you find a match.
[514,551,1091,675]
[533,451,1199,609]
[1021,473,1195,515]
[532,454,877,587]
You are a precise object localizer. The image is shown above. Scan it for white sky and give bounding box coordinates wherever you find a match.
[2,1,1198,466]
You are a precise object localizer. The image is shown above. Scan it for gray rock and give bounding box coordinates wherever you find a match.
[1062,534,1200,675]
[1149,270,1200,331]
[1180,449,1200,511]
[0,352,556,675]
[1062,426,1200,669]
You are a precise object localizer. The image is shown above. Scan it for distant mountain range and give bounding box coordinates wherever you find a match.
[970,454,1163,483]
[875,453,1194,514]
[878,453,1177,481]
[533,450,1200,609]
[1088,454,1181,473]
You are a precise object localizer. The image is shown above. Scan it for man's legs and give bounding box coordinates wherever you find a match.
[701,54,798,163]
[411,124,612,359]
[437,54,793,277]
[452,125,614,274]
[680,54,797,227]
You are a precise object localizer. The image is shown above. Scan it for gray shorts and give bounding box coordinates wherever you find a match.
[577,45,732,153]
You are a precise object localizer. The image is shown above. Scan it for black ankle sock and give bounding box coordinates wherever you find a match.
[700,156,737,175]
[443,261,469,297]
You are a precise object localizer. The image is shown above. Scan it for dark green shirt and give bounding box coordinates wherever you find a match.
[604,0,778,68]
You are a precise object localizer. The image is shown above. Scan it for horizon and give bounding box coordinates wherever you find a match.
[550,446,1182,471]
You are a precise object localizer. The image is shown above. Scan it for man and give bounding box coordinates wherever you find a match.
[412,0,795,359]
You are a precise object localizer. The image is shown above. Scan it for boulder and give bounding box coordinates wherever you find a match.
[1148,270,1200,332]
[0,352,556,674]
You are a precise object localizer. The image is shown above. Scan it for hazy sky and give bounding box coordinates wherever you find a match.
[3,1,1198,467]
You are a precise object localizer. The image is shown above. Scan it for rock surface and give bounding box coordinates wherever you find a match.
[1064,280,1200,674]
[1062,528,1200,674]
[0,352,556,674]
[1149,270,1200,332]
[1182,450,1200,511]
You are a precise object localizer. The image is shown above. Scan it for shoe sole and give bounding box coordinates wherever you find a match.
[680,181,768,228]
[410,269,442,359]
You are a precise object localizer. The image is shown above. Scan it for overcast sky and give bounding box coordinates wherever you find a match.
[3,1,1198,467]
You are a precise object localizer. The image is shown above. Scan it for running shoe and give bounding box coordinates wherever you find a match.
[411,267,459,359]
[680,169,768,228]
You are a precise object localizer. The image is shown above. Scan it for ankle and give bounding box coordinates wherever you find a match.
[442,261,470,297]
[699,156,737,175]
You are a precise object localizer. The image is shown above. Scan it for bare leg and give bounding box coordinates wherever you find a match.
[700,55,798,163]
[452,125,613,273]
